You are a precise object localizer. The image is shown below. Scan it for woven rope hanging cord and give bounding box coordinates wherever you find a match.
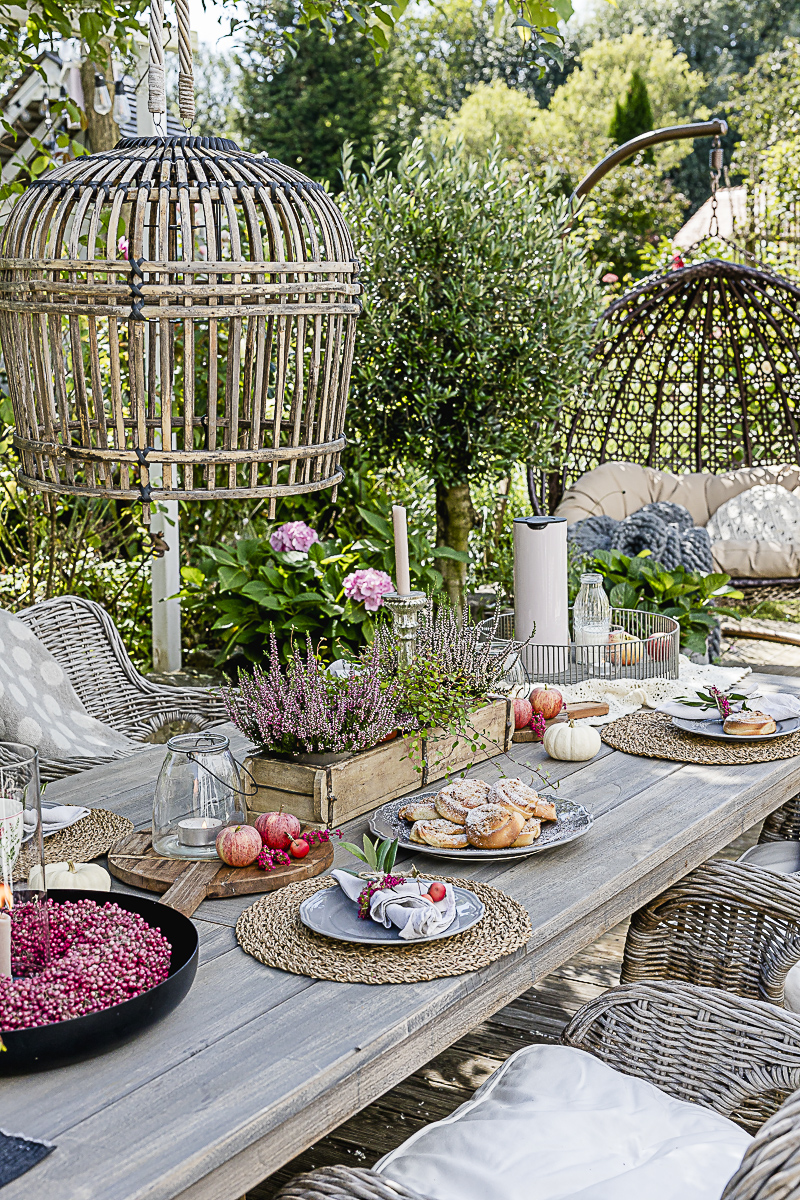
[148,0,166,115]
[148,0,195,124]
[175,0,195,125]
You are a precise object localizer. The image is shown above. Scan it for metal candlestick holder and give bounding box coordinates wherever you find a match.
[382,591,426,667]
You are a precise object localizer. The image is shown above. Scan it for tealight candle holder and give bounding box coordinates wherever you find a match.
[382,591,426,667]
[152,733,248,860]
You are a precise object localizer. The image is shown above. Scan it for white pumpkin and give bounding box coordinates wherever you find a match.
[28,861,111,892]
[543,720,601,762]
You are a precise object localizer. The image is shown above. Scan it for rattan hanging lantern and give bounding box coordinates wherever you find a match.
[0,0,360,524]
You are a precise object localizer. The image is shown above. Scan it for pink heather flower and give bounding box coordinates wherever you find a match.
[602,272,618,283]
[343,568,394,612]
[530,712,546,741]
[269,521,319,554]
[118,235,129,260]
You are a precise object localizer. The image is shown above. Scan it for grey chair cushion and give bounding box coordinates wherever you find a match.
[0,608,133,760]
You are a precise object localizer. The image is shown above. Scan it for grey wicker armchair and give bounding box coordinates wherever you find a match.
[273,981,800,1200]
[619,859,800,1006]
[760,795,800,843]
[16,595,228,779]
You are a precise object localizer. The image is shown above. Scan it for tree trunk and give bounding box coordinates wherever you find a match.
[436,481,476,612]
[81,45,120,154]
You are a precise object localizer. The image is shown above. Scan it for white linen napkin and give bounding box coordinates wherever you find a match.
[657,691,800,722]
[22,804,90,837]
[332,869,457,940]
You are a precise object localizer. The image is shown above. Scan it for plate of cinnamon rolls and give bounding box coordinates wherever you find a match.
[370,777,593,860]
[672,714,800,741]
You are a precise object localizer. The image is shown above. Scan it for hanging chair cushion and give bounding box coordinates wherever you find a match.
[569,503,714,574]
[707,484,800,544]
[374,1044,752,1200]
[0,608,133,760]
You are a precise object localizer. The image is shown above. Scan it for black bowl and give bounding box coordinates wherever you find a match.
[0,890,199,1072]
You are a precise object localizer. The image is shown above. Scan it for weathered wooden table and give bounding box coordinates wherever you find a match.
[4,671,800,1200]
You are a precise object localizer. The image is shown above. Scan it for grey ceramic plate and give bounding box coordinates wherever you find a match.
[299,883,485,946]
[370,792,593,861]
[672,715,800,742]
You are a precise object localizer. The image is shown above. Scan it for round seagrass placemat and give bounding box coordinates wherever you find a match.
[14,809,134,880]
[601,710,800,765]
[236,875,532,984]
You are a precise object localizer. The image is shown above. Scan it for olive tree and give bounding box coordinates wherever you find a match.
[342,139,602,607]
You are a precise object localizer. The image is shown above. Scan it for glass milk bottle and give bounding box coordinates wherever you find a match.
[573,573,611,657]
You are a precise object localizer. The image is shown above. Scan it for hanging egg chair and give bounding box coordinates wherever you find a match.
[532,127,800,508]
[0,0,360,524]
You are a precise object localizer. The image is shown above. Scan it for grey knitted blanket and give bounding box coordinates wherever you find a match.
[568,502,714,574]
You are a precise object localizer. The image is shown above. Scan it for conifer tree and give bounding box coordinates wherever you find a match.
[608,68,654,152]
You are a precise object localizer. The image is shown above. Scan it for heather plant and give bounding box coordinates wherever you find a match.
[222,633,401,755]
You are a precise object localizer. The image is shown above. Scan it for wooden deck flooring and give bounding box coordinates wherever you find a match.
[250,822,762,1199]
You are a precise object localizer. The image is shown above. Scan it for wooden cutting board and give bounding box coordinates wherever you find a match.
[108,829,333,917]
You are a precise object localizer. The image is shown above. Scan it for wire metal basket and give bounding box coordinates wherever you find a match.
[479,608,680,686]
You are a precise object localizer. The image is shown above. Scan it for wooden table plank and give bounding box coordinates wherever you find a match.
[4,686,800,1200]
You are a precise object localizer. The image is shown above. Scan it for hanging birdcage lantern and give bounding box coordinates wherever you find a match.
[0,0,360,524]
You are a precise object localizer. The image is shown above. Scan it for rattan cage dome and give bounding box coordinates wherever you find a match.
[0,134,360,522]
[559,258,800,493]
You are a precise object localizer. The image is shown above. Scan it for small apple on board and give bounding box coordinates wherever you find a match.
[424,881,447,903]
[255,810,301,850]
[530,686,564,721]
[216,824,262,867]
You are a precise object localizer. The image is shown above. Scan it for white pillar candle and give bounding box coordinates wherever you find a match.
[0,910,10,979]
[392,505,411,596]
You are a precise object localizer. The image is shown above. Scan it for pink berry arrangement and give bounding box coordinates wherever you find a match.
[0,899,172,1031]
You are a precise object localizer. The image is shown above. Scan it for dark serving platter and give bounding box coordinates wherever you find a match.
[0,890,198,1073]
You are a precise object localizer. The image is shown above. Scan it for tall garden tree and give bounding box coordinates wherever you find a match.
[342,140,602,608]
[608,69,654,146]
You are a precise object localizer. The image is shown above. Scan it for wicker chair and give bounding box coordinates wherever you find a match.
[759,796,800,843]
[15,595,228,779]
[273,981,800,1200]
[619,859,800,1006]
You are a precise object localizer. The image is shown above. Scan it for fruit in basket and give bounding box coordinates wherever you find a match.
[647,632,672,661]
[513,698,533,729]
[530,686,563,720]
[288,837,310,859]
[608,629,643,666]
[216,824,262,867]
[543,719,601,762]
[255,810,301,850]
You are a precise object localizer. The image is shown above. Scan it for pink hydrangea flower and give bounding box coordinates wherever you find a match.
[343,568,394,611]
[118,235,129,261]
[602,272,618,283]
[269,521,319,554]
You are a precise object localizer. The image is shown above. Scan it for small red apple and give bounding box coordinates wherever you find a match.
[425,881,447,903]
[255,810,301,850]
[647,633,672,661]
[513,697,533,730]
[530,686,564,720]
[216,824,262,867]
[288,837,310,859]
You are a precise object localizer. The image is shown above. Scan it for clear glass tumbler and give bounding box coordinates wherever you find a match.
[0,742,50,978]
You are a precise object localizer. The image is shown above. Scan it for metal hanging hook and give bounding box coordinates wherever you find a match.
[708,134,724,239]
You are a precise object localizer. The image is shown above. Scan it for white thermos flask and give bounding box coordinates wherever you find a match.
[513,516,569,674]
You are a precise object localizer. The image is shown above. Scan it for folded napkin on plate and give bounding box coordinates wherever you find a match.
[332,869,457,940]
[22,804,89,837]
[657,692,800,723]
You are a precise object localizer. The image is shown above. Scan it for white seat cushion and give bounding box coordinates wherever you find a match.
[707,484,800,545]
[375,1045,751,1200]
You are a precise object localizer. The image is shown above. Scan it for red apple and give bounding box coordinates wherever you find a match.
[530,686,564,720]
[255,810,301,850]
[647,633,672,661]
[289,837,310,859]
[216,824,262,867]
[513,697,533,730]
[426,881,447,903]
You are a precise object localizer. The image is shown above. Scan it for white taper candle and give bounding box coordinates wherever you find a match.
[392,505,411,596]
[0,910,10,979]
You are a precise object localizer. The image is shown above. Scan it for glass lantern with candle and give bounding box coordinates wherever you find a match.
[0,743,50,979]
[152,733,248,860]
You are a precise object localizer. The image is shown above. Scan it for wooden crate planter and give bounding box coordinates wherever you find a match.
[244,698,514,827]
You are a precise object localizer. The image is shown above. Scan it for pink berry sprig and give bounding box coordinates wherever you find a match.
[256,828,342,872]
[302,828,342,848]
[357,873,407,920]
[530,713,546,742]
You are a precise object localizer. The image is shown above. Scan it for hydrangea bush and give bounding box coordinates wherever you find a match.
[342,568,393,611]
